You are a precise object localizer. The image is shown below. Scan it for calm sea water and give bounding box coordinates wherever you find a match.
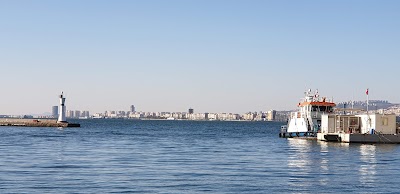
[0,119,399,193]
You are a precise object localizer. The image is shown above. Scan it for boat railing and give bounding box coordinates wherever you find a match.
[280,125,287,133]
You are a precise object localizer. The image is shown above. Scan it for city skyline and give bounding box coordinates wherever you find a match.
[2,96,399,120]
[39,98,400,117]
[1,1,399,115]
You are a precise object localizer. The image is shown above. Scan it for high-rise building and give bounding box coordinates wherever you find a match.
[52,106,59,118]
[67,110,74,118]
[267,110,276,121]
[130,105,136,112]
[75,110,81,118]
[81,111,90,118]
[188,108,194,114]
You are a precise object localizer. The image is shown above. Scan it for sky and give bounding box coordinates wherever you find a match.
[0,0,399,115]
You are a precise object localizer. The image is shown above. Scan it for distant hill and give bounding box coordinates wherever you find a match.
[336,100,397,110]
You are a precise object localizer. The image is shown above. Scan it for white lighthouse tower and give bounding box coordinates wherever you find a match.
[58,92,67,123]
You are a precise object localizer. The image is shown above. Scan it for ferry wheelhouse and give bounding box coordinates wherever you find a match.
[280,89,335,137]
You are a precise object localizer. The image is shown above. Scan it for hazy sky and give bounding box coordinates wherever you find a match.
[1,0,399,115]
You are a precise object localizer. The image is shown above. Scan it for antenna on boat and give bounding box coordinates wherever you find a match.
[314,89,319,101]
[366,88,369,113]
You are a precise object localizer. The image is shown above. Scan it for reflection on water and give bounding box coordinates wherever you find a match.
[317,140,350,150]
[359,144,376,186]
[282,135,400,193]
[375,144,397,152]
[287,139,312,168]
[318,141,329,186]
[287,139,313,188]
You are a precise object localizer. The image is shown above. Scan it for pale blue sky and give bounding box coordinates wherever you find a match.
[0,0,399,114]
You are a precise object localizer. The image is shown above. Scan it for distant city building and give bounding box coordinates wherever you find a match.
[188,108,194,114]
[274,111,290,122]
[81,111,90,118]
[67,110,74,118]
[75,110,81,118]
[243,112,256,121]
[93,113,104,118]
[267,110,276,121]
[130,105,136,112]
[118,111,126,117]
[52,106,59,118]
[254,111,264,121]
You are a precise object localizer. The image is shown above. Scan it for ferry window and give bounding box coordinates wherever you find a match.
[350,118,358,125]
[327,107,333,112]
[319,106,327,112]
[312,106,317,111]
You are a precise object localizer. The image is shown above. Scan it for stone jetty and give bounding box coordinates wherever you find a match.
[0,118,80,128]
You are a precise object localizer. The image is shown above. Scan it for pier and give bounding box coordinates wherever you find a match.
[0,92,81,128]
[0,118,80,128]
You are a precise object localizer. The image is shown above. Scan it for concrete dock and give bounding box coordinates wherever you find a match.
[0,118,80,128]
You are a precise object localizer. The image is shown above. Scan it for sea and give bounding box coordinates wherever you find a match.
[0,119,399,193]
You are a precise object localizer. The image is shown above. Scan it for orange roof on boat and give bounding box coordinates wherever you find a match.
[298,101,336,107]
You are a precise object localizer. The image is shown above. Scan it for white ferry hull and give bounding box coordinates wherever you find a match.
[287,118,308,133]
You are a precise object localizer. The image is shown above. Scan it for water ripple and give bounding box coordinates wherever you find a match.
[0,120,399,193]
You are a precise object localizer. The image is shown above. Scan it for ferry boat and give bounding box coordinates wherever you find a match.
[280,89,400,143]
[279,89,335,138]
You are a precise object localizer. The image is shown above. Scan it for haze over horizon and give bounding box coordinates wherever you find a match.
[1,1,399,115]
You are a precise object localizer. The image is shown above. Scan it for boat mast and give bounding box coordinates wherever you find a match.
[366,88,369,113]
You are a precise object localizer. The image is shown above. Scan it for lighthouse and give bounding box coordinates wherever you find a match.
[58,92,67,123]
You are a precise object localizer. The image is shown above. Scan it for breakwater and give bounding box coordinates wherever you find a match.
[0,118,80,127]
